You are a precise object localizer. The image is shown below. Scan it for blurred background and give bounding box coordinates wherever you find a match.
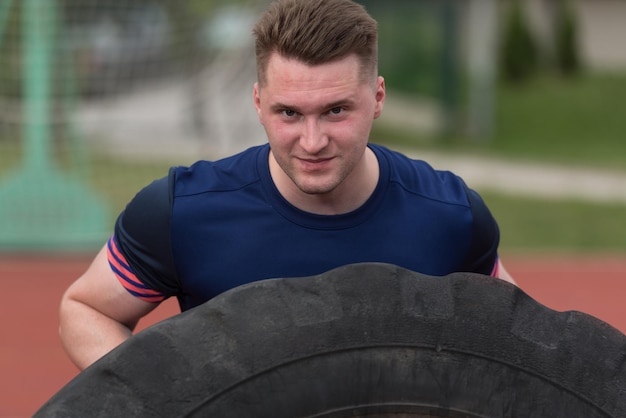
[0,0,624,253]
[1,1,625,415]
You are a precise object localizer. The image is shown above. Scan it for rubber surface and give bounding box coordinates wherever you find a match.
[35,263,626,417]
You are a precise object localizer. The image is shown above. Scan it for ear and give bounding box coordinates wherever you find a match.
[253,82,263,121]
[373,76,385,119]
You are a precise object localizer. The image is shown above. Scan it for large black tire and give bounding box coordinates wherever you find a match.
[36,263,626,417]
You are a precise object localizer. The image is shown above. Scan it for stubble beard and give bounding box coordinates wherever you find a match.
[281,155,352,197]
[288,165,344,196]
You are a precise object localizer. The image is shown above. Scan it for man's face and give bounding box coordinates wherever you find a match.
[254,53,385,198]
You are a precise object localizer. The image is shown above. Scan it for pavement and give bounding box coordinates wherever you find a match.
[399,148,626,205]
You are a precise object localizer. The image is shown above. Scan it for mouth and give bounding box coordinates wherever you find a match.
[297,157,334,171]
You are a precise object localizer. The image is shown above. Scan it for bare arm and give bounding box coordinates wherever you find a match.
[59,244,160,370]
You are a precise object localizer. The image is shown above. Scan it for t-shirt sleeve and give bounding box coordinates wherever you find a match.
[109,169,180,300]
[459,185,500,275]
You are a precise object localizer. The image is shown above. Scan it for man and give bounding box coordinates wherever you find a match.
[60,0,515,370]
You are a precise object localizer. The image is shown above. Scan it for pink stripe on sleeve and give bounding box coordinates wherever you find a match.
[107,236,167,303]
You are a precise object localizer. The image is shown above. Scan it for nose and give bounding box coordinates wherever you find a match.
[299,117,328,155]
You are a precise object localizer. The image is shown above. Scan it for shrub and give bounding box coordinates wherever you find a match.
[554,0,581,75]
[500,0,538,82]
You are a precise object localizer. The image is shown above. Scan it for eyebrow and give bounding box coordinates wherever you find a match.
[269,98,356,114]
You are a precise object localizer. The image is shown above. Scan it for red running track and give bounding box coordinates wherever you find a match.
[1,253,624,417]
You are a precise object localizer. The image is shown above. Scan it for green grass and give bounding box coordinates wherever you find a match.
[492,72,626,168]
[376,72,626,170]
[482,193,626,252]
[89,157,173,219]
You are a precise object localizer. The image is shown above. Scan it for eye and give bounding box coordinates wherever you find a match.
[282,109,297,118]
[328,106,343,115]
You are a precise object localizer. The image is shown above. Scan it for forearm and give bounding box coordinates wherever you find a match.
[59,298,134,371]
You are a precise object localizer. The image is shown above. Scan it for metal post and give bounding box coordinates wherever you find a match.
[440,0,460,138]
[23,0,55,171]
[467,0,498,140]
[0,0,15,46]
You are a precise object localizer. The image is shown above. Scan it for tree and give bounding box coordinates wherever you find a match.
[500,0,539,82]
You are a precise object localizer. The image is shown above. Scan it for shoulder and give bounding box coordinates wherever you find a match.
[173,145,267,192]
[117,145,268,247]
[171,145,267,197]
[370,144,470,206]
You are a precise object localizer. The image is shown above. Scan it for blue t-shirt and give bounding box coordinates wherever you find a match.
[109,144,500,311]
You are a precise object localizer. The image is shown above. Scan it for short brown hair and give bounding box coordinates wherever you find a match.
[253,0,378,86]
